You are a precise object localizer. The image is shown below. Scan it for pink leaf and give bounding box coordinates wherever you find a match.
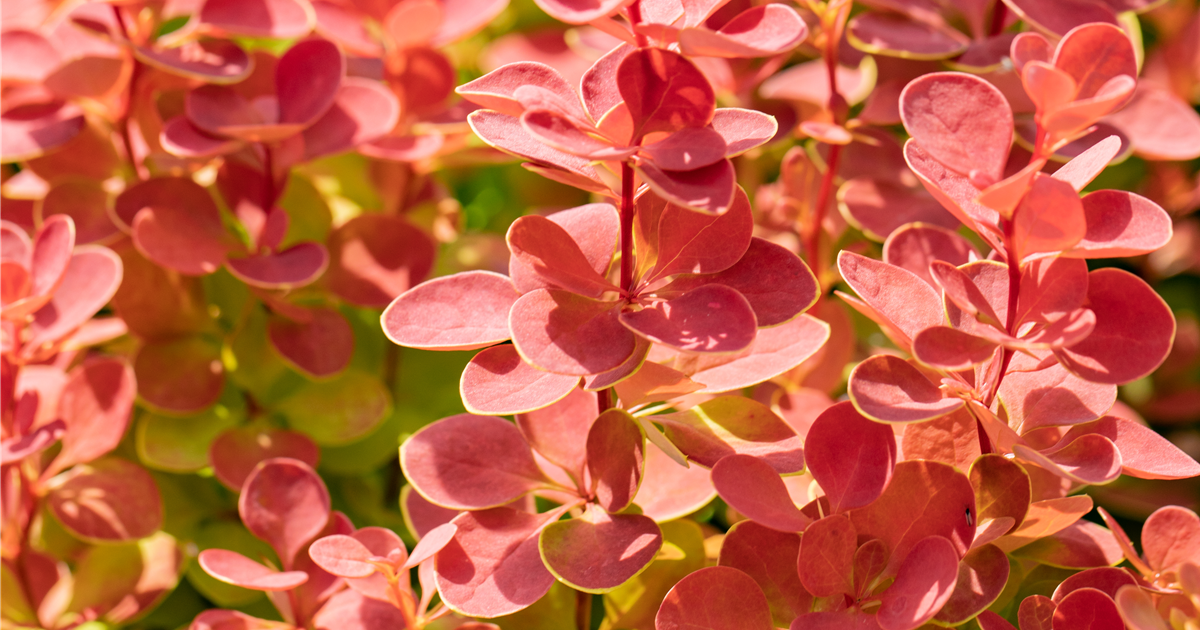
[1054,269,1175,384]
[326,213,434,307]
[903,140,999,236]
[400,413,550,510]
[1065,190,1172,259]
[656,396,804,474]
[1014,434,1123,485]
[711,454,809,532]
[837,251,943,348]
[1142,506,1200,573]
[401,486,460,539]
[45,457,163,542]
[1015,256,1089,325]
[531,0,632,24]
[515,387,596,482]
[188,609,294,630]
[850,461,976,570]
[436,507,558,617]
[997,361,1115,432]
[718,521,810,626]
[25,247,122,349]
[433,0,509,45]
[133,335,224,414]
[267,307,353,379]
[131,197,229,276]
[199,0,315,40]
[1052,135,1122,192]
[457,62,580,118]
[45,358,135,477]
[1002,0,1118,37]
[635,158,736,216]
[309,534,376,578]
[635,444,717,522]
[302,78,400,159]
[839,178,959,242]
[934,544,1011,625]
[682,6,807,59]
[209,427,320,491]
[797,514,856,597]
[641,127,727,171]
[134,40,253,84]
[711,108,777,156]
[404,522,457,568]
[805,401,897,513]
[848,355,964,423]
[460,344,580,415]
[311,589,409,630]
[618,48,715,139]
[587,409,644,513]
[912,327,999,370]
[239,458,331,568]
[1052,567,1137,603]
[877,536,959,630]
[656,566,774,630]
[685,314,830,392]
[1051,587,1124,630]
[1010,520,1125,569]
[883,223,978,288]
[620,284,756,353]
[930,260,1004,329]
[510,289,635,375]
[507,214,619,297]
[382,270,517,351]
[540,506,662,592]
[1054,416,1200,480]
[1114,586,1169,630]
[848,12,971,59]
[160,116,242,157]
[225,242,328,289]
[1052,23,1137,100]
[1012,174,1087,261]
[901,72,1013,187]
[0,102,85,162]
[510,203,619,294]
[199,549,309,590]
[39,180,118,245]
[1105,87,1200,161]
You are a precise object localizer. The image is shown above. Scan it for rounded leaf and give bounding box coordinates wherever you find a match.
[238,458,331,568]
[656,566,774,630]
[46,457,163,542]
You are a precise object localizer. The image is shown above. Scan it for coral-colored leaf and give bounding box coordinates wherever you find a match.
[400,414,550,510]
[209,427,319,491]
[934,544,1010,624]
[25,247,122,349]
[199,549,309,590]
[1052,587,1124,630]
[311,589,409,630]
[685,314,830,392]
[587,409,644,513]
[849,355,964,423]
[634,443,716,522]
[850,461,976,570]
[1058,416,1200,480]
[900,408,981,471]
[239,458,331,568]
[382,271,517,351]
[308,534,375,578]
[131,199,229,276]
[645,187,752,281]
[1142,506,1200,573]
[877,536,959,630]
[1065,191,1172,259]
[837,251,943,348]
[198,0,315,38]
[225,242,328,290]
[883,223,977,288]
[1052,567,1137,603]
[1114,585,1169,630]
[540,506,662,592]
[511,203,618,294]
[848,12,971,59]
[618,48,715,139]
[47,358,135,477]
[0,102,85,162]
[1052,24,1137,100]
[912,327,998,370]
[1052,135,1122,192]
[620,284,756,353]
[515,387,596,481]
[302,78,400,159]
[461,344,580,416]
[1054,269,1175,384]
[1002,0,1118,37]
[1012,174,1087,261]
[134,40,253,84]
[806,401,897,513]
[931,260,1004,329]
[46,457,163,542]
[656,566,774,630]
[969,455,1031,532]
[507,214,619,297]
[1105,87,1200,161]
[458,62,580,117]
[655,396,804,473]
[998,362,1115,432]
[678,5,807,58]
[839,178,959,242]
[711,108,777,156]
[636,158,737,216]
[901,72,1013,187]
[510,289,635,376]
[797,514,856,597]
[1011,520,1125,569]
[189,609,294,630]
[712,454,809,533]
[267,307,353,378]
[436,507,558,617]
[1015,434,1123,485]
[718,521,809,626]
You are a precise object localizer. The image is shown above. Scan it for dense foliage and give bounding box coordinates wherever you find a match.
[3,0,1200,628]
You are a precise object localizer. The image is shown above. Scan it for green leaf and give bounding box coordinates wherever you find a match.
[278,369,392,445]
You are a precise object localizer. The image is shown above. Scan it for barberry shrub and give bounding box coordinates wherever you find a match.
[2,0,1200,629]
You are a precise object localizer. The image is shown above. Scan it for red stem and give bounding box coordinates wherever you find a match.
[808,143,841,280]
[627,0,647,47]
[576,590,593,630]
[988,0,1008,37]
[619,162,636,295]
[111,5,146,179]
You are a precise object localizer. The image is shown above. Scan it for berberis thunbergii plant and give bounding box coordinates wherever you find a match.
[2,0,1200,628]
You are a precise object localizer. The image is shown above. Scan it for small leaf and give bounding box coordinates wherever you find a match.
[46,457,163,542]
[797,514,856,597]
[239,458,331,568]
[656,566,774,630]
[586,409,644,513]
[934,544,1010,624]
[848,355,964,423]
[510,289,635,376]
[267,307,353,379]
[400,414,550,510]
[540,506,662,593]
[382,270,519,351]
[620,284,757,353]
[199,549,309,590]
[806,401,897,513]
[461,344,580,416]
[718,521,809,627]
[655,396,804,474]
[877,536,959,630]
[900,72,1013,187]
[1051,587,1124,630]
[309,535,375,578]
[209,427,319,491]
[711,454,809,533]
[618,48,714,139]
